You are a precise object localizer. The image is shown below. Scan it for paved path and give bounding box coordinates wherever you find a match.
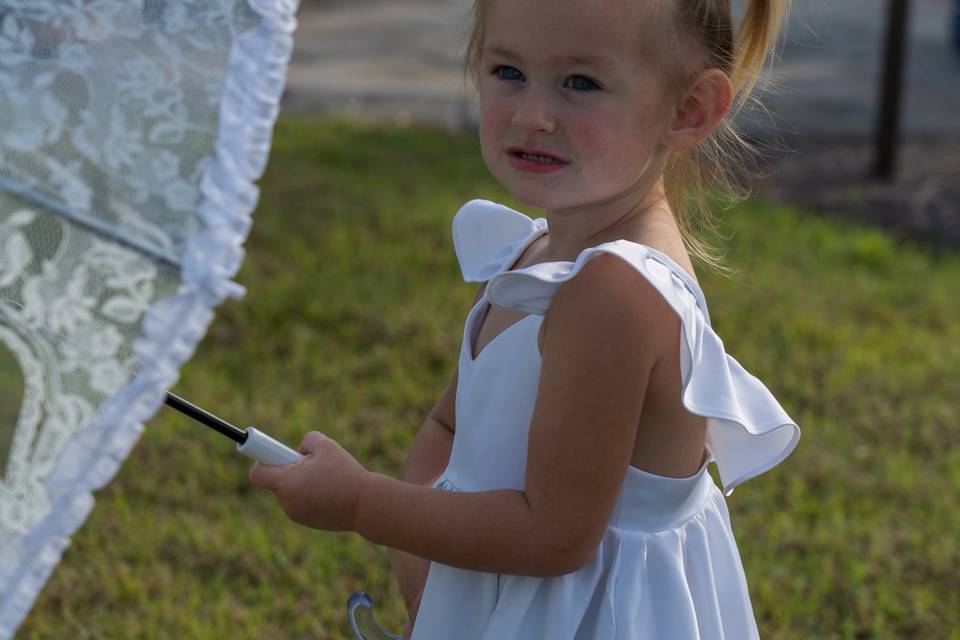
[282,0,475,129]
[755,0,960,138]
[282,0,960,139]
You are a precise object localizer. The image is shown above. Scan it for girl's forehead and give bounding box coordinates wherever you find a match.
[482,0,665,63]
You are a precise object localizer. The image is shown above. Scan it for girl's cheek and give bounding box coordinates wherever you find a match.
[565,114,609,158]
[479,100,513,161]
[480,97,514,132]
[478,123,500,174]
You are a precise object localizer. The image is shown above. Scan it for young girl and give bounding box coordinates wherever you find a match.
[250,0,801,637]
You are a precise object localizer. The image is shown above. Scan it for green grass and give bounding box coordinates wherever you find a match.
[18,118,960,639]
[0,348,22,464]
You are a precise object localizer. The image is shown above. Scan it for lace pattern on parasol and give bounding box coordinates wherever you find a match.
[0,0,300,634]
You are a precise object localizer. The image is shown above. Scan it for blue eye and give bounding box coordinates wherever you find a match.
[494,65,524,81]
[565,75,601,91]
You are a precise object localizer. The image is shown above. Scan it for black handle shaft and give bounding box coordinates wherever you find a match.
[164,392,248,444]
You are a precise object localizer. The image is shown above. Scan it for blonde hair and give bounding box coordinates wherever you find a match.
[464,0,792,273]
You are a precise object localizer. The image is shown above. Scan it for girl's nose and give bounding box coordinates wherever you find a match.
[511,89,557,133]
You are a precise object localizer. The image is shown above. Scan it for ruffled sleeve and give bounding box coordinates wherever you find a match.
[452,199,548,282]
[450,200,800,495]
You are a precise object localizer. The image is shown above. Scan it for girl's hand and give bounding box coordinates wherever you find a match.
[248,431,369,532]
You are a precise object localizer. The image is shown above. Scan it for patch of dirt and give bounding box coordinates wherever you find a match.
[752,135,960,254]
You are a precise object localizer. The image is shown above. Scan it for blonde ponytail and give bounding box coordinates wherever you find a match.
[732,0,791,111]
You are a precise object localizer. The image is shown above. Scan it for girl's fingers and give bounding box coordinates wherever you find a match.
[298,430,327,453]
[248,461,285,490]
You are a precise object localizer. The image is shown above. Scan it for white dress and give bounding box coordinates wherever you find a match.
[410,200,801,640]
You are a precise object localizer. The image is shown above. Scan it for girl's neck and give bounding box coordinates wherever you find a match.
[533,179,678,263]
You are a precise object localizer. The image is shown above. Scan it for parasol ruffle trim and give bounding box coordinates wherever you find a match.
[0,1,302,635]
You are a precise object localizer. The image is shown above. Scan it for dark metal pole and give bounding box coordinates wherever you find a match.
[954,0,960,53]
[873,0,911,181]
[164,392,248,444]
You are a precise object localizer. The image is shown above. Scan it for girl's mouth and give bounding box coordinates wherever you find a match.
[506,147,569,174]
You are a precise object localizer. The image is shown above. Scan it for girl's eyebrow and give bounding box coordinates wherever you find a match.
[484,45,616,73]
[554,54,616,73]
[483,45,522,61]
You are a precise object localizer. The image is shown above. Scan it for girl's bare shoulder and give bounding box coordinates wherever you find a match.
[541,252,679,366]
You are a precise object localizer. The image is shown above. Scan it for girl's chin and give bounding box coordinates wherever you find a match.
[498,180,571,210]
[506,181,652,214]
[511,192,559,211]
[493,171,614,211]
[509,189,593,212]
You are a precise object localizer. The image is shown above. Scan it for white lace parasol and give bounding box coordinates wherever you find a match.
[0,1,299,634]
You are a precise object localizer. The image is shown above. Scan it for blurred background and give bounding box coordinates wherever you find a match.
[16,1,959,638]
[284,0,960,250]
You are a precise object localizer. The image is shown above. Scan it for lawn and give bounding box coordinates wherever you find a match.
[18,118,960,639]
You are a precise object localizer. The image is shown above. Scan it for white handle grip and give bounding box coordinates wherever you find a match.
[237,427,304,465]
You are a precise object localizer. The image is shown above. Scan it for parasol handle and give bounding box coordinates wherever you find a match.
[237,427,304,465]
[164,393,303,465]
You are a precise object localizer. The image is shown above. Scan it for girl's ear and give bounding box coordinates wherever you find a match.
[663,69,734,153]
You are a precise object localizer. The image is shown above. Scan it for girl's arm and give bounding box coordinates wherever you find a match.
[358,255,673,577]
[390,374,457,512]
[387,374,456,612]
[251,255,671,577]
[387,285,483,599]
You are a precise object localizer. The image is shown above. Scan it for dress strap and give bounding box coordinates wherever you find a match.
[642,245,712,327]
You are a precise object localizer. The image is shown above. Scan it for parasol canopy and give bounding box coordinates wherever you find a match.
[0,0,300,634]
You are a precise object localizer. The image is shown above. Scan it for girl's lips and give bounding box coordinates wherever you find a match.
[506,147,569,174]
